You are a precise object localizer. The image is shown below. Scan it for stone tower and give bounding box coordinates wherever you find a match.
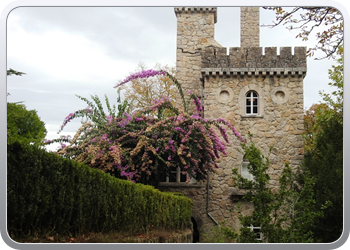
[241,7,260,47]
[159,7,306,240]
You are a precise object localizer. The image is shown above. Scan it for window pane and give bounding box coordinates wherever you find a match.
[246,91,259,116]
[169,166,177,182]
[242,172,250,180]
[169,174,176,182]
[242,162,249,172]
[180,173,187,182]
[160,172,167,182]
[246,107,251,114]
[253,228,262,240]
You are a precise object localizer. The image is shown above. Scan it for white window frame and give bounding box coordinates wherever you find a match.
[161,166,196,184]
[245,91,259,115]
[247,224,262,240]
[239,84,264,118]
[241,158,254,181]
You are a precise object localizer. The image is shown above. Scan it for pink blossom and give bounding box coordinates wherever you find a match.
[114,69,166,88]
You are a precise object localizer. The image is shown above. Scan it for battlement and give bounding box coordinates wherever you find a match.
[201,46,307,76]
[174,7,217,23]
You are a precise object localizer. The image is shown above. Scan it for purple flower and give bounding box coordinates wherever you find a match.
[106,115,113,125]
[114,69,166,88]
[135,117,144,122]
[44,139,51,144]
[174,127,186,134]
[59,112,78,132]
[124,112,132,121]
[83,106,93,114]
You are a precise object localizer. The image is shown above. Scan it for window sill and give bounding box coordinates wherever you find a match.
[241,115,264,118]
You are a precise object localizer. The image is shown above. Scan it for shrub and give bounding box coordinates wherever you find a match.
[7,141,192,237]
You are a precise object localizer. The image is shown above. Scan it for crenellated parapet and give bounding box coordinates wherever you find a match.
[174,7,217,23]
[201,46,307,76]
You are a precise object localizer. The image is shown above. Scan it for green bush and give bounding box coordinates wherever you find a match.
[7,102,47,146]
[7,141,193,237]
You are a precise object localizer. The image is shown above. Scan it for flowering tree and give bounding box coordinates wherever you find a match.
[115,62,177,117]
[47,70,245,187]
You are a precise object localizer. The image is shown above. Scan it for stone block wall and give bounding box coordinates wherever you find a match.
[163,6,307,239]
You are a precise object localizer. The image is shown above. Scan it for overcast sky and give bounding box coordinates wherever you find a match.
[6,6,338,151]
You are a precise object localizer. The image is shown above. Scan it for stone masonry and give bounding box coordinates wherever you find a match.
[159,7,306,240]
[241,7,260,47]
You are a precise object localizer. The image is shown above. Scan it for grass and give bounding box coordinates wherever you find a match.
[9,228,192,243]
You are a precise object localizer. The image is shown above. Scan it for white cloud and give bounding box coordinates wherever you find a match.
[7,13,136,84]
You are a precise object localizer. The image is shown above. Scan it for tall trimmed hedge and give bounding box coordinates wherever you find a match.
[7,141,193,237]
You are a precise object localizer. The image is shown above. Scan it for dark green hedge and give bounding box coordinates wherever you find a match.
[7,141,193,237]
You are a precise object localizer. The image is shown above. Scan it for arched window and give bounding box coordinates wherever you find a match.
[245,91,258,115]
[239,85,264,117]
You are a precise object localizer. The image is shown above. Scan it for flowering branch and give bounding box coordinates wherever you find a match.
[50,69,245,187]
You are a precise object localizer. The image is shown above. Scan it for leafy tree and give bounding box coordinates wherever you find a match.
[303,103,329,152]
[321,52,343,110]
[263,7,343,59]
[7,102,47,146]
[114,62,177,117]
[302,108,342,242]
[302,54,343,242]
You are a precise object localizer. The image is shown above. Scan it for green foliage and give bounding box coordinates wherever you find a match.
[7,102,47,146]
[7,141,193,238]
[217,138,323,243]
[7,68,25,96]
[201,224,235,243]
[57,90,129,134]
[302,53,343,243]
[321,51,343,113]
[7,68,25,76]
[302,103,343,242]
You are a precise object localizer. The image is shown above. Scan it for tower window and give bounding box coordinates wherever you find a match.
[245,91,258,115]
[159,166,198,184]
[160,166,187,183]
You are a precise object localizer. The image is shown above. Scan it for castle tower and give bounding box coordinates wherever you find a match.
[174,7,222,102]
[159,7,307,240]
[240,7,260,47]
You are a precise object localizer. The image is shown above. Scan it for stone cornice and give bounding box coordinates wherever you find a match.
[174,7,217,23]
[201,67,307,77]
